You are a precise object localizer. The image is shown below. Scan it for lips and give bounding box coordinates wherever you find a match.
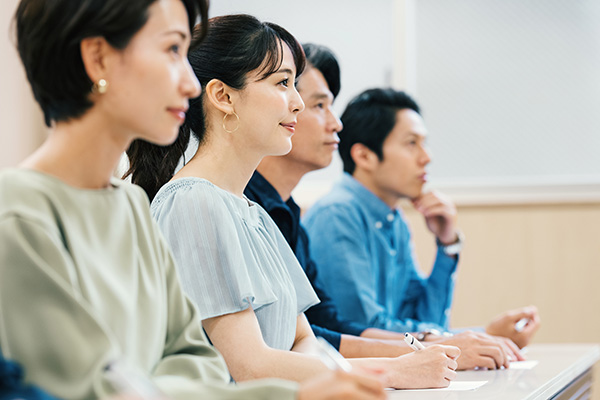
[324,140,340,149]
[167,107,188,123]
[280,121,297,134]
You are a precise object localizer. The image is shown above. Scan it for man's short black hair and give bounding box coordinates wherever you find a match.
[302,43,341,99]
[339,88,420,174]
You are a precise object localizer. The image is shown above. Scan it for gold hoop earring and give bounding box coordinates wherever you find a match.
[92,79,108,94]
[222,111,240,133]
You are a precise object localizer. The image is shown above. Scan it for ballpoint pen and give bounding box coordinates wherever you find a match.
[104,361,166,400]
[515,318,529,332]
[404,332,425,351]
[315,336,353,372]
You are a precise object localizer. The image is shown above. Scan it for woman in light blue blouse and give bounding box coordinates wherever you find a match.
[125,14,458,390]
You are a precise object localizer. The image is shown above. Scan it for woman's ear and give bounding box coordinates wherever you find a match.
[204,79,236,115]
[350,143,380,173]
[80,37,113,85]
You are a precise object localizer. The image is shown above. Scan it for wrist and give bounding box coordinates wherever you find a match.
[379,358,398,387]
[436,231,464,256]
[438,232,458,246]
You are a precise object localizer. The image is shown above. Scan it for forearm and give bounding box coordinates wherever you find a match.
[360,328,407,341]
[346,357,400,388]
[231,346,329,383]
[413,250,457,327]
[339,334,411,358]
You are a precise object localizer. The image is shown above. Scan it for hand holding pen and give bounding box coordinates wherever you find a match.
[486,305,541,349]
[400,333,460,388]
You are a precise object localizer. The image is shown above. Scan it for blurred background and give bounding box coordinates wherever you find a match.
[2,0,599,393]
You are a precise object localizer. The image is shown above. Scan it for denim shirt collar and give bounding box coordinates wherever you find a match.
[339,172,400,227]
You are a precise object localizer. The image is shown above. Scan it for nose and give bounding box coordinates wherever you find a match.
[290,86,305,114]
[182,58,201,99]
[328,108,343,133]
[421,145,432,165]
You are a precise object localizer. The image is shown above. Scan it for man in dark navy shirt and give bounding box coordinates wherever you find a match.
[245,43,533,369]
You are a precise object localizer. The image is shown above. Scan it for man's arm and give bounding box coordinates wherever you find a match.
[399,191,460,328]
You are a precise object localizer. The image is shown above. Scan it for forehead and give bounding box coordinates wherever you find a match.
[298,67,331,97]
[134,0,190,41]
[247,41,297,82]
[387,108,427,140]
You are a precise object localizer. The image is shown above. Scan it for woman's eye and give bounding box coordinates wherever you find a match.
[170,44,181,54]
[315,103,325,109]
[279,78,289,87]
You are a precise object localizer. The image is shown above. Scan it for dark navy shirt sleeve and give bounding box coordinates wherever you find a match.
[310,325,342,350]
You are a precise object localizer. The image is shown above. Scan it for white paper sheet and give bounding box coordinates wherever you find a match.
[509,360,539,370]
[387,380,487,392]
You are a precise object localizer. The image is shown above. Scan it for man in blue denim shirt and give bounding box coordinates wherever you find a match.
[303,89,459,334]
[247,45,535,369]
[303,88,540,350]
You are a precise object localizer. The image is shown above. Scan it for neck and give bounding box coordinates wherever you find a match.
[175,128,264,198]
[351,169,399,209]
[20,111,131,189]
[256,156,311,201]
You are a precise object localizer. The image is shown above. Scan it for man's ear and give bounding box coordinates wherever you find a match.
[204,79,236,115]
[350,143,380,172]
[80,37,113,85]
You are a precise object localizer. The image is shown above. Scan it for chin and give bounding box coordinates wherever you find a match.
[274,141,293,156]
[154,128,181,146]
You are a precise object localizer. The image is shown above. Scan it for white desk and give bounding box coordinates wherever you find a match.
[388,344,600,400]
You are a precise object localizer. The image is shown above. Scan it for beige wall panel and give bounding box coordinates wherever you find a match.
[402,202,600,344]
[403,202,600,399]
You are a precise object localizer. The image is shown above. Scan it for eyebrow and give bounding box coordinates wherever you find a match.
[308,93,332,101]
[274,68,295,75]
[406,132,427,139]
[163,30,189,40]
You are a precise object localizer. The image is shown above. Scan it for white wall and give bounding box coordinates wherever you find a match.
[413,0,600,190]
[0,0,45,169]
[210,1,600,206]
[208,0,398,204]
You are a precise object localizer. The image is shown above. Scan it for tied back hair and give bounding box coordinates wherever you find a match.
[124,14,305,201]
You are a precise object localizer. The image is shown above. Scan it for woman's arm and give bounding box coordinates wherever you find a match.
[202,308,330,382]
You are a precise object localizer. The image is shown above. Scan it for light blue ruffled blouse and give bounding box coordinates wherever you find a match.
[151,178,319,351]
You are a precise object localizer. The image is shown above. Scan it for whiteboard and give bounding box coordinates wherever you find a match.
[413,0,600,189]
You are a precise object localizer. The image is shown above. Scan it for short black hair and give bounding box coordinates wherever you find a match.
[339,88,421,174]
[14,0,208,127]
[302,43,341,99]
